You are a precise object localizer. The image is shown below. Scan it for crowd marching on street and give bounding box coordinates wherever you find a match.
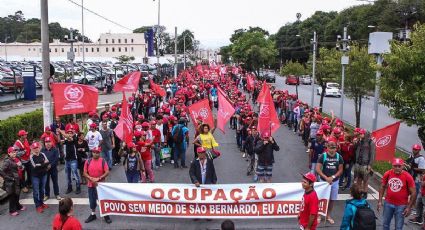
[0,64,424,230]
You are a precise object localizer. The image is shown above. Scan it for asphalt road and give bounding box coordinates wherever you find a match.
[274,76,420,152]
[0,101,419,230]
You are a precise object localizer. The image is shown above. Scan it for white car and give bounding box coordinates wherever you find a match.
[317,82,341,97]
[300,75,312,85]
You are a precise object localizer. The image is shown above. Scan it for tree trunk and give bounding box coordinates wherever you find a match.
[319,84,326,113]
[354,96,362,128]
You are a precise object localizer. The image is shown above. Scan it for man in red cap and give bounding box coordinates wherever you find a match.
[85,123,103,152]
[29,142,50,213]
[407,144,425,225]
[299,172,319,230]
[309,130,326,176]
[254,132,280,183]
[14,129,31,193]
[189,147,217,187]
[40,126,58,148]
[378,158,416,229]
[149,120,162,168]
[353,128,375,198]
[41,137,61,201]
[245,126,260,177]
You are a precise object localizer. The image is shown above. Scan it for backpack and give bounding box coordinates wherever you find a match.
[321,152,341,171]
[349,201,376,230]
[173,125,184,143]
[86,158,106,175]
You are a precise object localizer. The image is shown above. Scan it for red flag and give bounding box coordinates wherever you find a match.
[149,78,166,97]
[188,99,214,129]
[257,83,280,136]
[114,93,134,145]
[217,87,235,133]
[371,122,401,161]
[113,71,141,92]
[247,74,255,92]
[52,83,98,116]
[256,81,269,104]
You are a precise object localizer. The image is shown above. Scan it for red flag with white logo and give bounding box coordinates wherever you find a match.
[114,92,134,145]
[217,87,235,133]
[371,122,401,161]
[257,83,280,136]
[149,78,166,97]
[113,71,141,92]
[52,83,98,116]
[188,99,214,129]
[247,74,255,92]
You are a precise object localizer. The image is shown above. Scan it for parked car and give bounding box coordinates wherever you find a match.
[0,76,24,92]
[300,75,312,85]
[316,82,341,97]
[285,75,299,85]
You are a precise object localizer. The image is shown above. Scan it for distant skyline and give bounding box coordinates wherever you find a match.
[0,0,365,48]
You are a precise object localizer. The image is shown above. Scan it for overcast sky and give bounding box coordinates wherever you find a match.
[0,0,365,48]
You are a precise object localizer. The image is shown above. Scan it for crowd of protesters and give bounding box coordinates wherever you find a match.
[0,65,424,230]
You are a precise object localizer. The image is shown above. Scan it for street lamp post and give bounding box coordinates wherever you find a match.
[4,36,10,61]
[153,0,160,78]
[183,34,186,70]
[81,0,85,64]
[311,31,317,107]
[64,29,77,83]
[336,27,350,120]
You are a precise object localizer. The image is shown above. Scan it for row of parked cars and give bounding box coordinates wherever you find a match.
[0,60,174,95]
[284,75,341,97]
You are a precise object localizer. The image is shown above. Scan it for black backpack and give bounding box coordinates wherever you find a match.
[349,201,376,230]
[173,125,184,144]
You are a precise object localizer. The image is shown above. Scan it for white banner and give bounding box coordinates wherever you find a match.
[97,183,331,219]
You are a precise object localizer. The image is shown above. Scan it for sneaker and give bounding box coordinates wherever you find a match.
[181,165,188,169]
[160,163,163,167]
[242,153,246,158]
[10,212,19,216]
[408,217,423,225]
[22,187,29,193]
[65,187,72,194]
[42,204,49,209]
[104,215,112,224]
[43,195,49,201]
[20,206,26,211]
[171,160,174,164]
[85,214,97,223]
[36,207,44,213]
[75,187,81,195]
[56,195,62,200]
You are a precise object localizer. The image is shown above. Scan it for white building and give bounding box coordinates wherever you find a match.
[0,33,147,62]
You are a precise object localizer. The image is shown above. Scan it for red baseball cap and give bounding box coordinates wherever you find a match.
[333,127,342,134]
[197,147,206,153]
[45,126,51,131]
[142,122,150,127]
[7,147,17,154]
[150,120,157,125]
[111,112,118,119]
[392,158,404,166]
[359,129,366,135]
[301,172,316,183]
[413,144,422,151]
[134,131,142,137]
[92,147,102,152]
[18,130,28,136]
[90,123,97,128]
[127,142,136,148]
[138,114,145,120]
[30,142,41,149]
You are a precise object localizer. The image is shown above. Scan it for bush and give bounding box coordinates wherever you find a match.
[0,109,44,156]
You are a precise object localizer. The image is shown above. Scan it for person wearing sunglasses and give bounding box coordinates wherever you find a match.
[378,158,416,230]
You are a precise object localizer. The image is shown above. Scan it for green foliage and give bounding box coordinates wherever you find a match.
[381,23,425,144]
[114,55,135,64]
[230,31,277,74]
[280,61,306,76]
[0,110,43,156]
[219,45,232,64]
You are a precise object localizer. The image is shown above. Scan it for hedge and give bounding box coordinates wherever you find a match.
[0,109,44,156]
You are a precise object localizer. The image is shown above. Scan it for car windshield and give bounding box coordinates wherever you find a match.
[328,83,339,88]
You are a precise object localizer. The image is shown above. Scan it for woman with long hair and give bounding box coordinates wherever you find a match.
[52,197,82,230]
[194,124,219,159]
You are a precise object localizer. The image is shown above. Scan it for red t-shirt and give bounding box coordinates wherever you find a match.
[137,140,152,161]
[151,128,161,144]
[14,139,30,162]
[340,142,354,163]
[421,176,425,196]
[382,170,415,205]
[299,189,319,230]
[40,132,57,147]
[84,157,108,188]
[52,214,82,230]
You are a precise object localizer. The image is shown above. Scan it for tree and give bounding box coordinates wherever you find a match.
[343,45,375,127]
[312,47,341,112]
[231,31,277,75]
[280,61,306,97]
[381,23,425,146]
[114,55,135,64]
[219,45,233,64]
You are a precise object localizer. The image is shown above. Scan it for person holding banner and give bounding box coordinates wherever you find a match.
[119,142,145,183]
[254,132,280,183]
[189,147,217,187]
[299,172,319,230]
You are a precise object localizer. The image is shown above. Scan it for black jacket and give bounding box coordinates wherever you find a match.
[189,158,217,185]
[41,146,59,168]
[254,138,280,166]
[245,134,260,156]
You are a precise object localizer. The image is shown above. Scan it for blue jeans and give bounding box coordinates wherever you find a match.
[65,160,80,188]
[173,145,186,167]
[88,187,98,210]
[45,166,59,196]
[101,149,113,169]
[339,163,353,188]
[126,170,140,183]
[383,201,406,230]
[31,175,47,208]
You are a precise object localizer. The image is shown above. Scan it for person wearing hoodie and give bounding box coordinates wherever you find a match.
[340,183,370,230]
[254,132,280,183]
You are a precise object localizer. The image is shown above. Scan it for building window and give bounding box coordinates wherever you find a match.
[74,48,77,52]
[118,47,121,52]
[118,39,121,43]
[112,39,115,44]
[125,47,127,52]
[125,39,127,43]
[131,39,134,43]
[61,48,64,52]
[106,48,109,52]
[131,47,134,52]
[112,47,115,52]
[49,48,51,52]
[80,48,82,52]
[39,48,41,53]
[28,48,31,51]
[55,48,58,52]
[33,48,36,51]
[86,48,88,52]
[106,39,108,43]
[92,48,94,52]
[97,48,99,52]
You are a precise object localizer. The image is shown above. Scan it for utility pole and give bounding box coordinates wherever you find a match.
[372,55,383,131]
[174,26,177,78]
[154,0,161,78]
[41,0,52,128]
[337,27,350,120]
[4,37,9,61]
[81,0,85,64]
[311,31,317,107]
[183,34,186,70]
[65,29,77,83]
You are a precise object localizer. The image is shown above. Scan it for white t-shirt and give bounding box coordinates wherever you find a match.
[85,130,103,150]
[156,124,164,142]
